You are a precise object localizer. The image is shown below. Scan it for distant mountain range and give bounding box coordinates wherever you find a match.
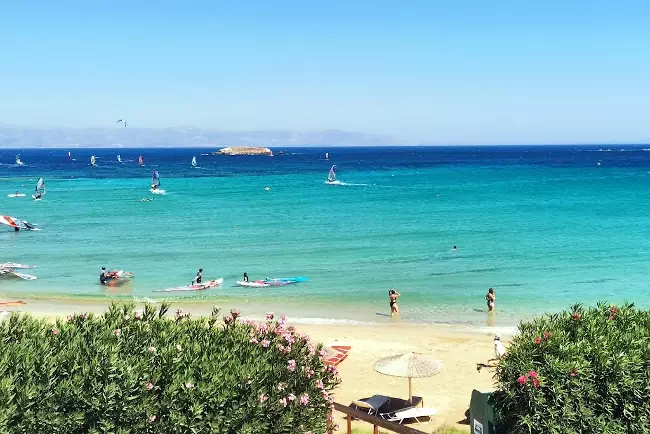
[0,125,401,148]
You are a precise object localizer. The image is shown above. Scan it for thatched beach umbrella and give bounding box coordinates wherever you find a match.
[374,352,443,402]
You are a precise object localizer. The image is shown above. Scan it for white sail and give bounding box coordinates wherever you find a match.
[327,165,337,182]
[117,155,122,163]
[91,155,96,166]
[191,156,197,167]
[15,155,23,165]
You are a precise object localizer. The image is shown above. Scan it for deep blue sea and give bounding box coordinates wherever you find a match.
[2,146,650,329]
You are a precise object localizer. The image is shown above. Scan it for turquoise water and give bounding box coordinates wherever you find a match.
[2,147,650,328]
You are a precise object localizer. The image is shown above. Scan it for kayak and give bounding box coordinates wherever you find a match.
[155,278,224,292]
[236,280,270,288]
[7,194,25,198]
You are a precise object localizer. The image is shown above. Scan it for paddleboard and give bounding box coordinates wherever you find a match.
[236,280,270,288]
[150,189,166,195]
[155,278,224,292]
[32,195,42,200]
[7,194,25,198]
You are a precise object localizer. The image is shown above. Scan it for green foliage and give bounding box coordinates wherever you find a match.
[493,302,650,434]
[0,304,340,433]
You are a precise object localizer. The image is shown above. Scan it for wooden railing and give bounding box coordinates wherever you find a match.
[331,402,428,434]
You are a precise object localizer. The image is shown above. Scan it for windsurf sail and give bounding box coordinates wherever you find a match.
[117,154,122,163]
[34,178,45,197]
[0,216,37,231]
[138,156,143,166]
[91,155,96,166]
[327,165,337,182]
[117,119,127,127]
[152,170,161,187]
[68,151,72,160]
[191,156,197,167]
[325,152,329,160]
[15,155,23,165]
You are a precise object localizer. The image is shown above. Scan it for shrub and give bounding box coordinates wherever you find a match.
[0,303,340,434]
[493,302,650,434]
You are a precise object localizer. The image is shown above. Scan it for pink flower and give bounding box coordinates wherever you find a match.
[134,311,143,320]
[532,378,540,388]
[266,312,274,321]
[185,382,194,389]
[259,394,268,403]
[279,315,287,326]
[224,315,234,325]
[299,394,309,406]
[149,415,156,423]
[571,313,581,320]
[66,315,74,323]
[230,309,240,320]
[319,348,328,357]
[146,382,154,391]
[279,397,288,407]
[316,379,324,389]
[288,360,296,372]
[250,338,259,344]
[528,370,538,379]
[283,333,294,344]
[610,306,617,314]
[569,369,578,377]
[261,340,270,348]
[608,315,615,321]
[543,331,550,340]
[175,308,184,316]
[114,329,121,336]
[534,337,541,345]
[148,346,156,353]
[277,383,286,391]
[50,328,57,335]
[517,375,527,385]
[322,389,329,399]
[288,393,296,401]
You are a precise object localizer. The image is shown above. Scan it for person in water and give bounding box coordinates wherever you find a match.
[100,267,107,285]
[243,272,249,282]
[193,268,203,285]
[389,289,401,317]
[452,245,457,252]
[486,288,496,312]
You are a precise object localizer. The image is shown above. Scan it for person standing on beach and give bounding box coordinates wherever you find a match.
[486,288,496,312]
[389,289,401,317]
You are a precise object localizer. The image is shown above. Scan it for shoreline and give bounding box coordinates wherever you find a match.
[0,295,520,336]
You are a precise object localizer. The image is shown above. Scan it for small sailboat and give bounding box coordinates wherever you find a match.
[68,151,72,160]
[117,154,122,163]
[138,156,143,167]
[32,178,45,200]
[150,170,165,194]
[15,155,24,166]
[325,165,339,185]
[325,152,329,160]
[191,156,197,168]
[90,155,97,167]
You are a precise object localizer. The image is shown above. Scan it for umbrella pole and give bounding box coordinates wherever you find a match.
[408,377,412,403]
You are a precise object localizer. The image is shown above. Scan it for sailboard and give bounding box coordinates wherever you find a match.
[117,154,122,163]
[0,216,40,231]
[191,156,197,168]
[155,278,224,292]
[32,178,45,200]
[15,155,24,166]
[150,170,165,194]
[68,151,72,160]
[326,165,340,184]
[138,156,143,166]
[90,155,97,167]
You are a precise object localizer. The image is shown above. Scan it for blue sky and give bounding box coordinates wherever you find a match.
[1,0,649,144]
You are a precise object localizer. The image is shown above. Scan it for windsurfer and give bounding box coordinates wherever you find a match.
[192,269,203,285]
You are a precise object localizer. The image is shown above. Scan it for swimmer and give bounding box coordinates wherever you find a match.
[264,186,270,191]
[486,288,496,312]
[388,289,401,317]
[452,245,457,252]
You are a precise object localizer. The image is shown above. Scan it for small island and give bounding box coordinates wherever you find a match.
[215,146,273,156]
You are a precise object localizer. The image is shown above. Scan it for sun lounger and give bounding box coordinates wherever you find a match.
[351,395,390,415]
[385,407,438,424]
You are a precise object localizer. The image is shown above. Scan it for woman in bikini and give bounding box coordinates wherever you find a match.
[486,287,496,312]
[389,289,401,317]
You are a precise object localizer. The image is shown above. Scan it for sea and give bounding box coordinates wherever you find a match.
[1,146,650,331]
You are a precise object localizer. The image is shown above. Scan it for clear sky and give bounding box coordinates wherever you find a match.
[1,0,649,144]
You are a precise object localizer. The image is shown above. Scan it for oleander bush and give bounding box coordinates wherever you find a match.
[493,302,650,434]
[0,303,339,434]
